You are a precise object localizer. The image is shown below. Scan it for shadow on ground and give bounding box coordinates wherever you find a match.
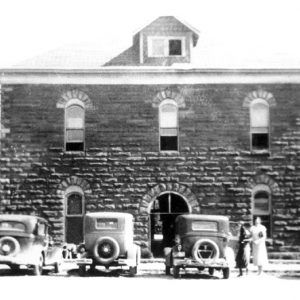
[67,267,134,277]
[0,267,55,276]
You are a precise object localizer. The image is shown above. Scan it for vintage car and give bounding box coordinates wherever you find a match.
[165,214,236,279]
[0,214,62,275]
[76,212,140,276]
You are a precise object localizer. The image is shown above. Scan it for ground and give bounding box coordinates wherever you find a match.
[0,265,299,300]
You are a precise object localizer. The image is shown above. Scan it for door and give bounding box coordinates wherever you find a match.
[65,193,84,244]
[150,193,189,257]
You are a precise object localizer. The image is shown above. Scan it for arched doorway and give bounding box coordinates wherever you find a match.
[150,192,190,257]
[65,186,85,244]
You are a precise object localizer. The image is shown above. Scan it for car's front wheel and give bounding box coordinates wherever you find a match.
[208,267,214,276]
[78,265,86,276]
[54,262,61,274]
[173,266,180,279]
[32,254,44,276]
[222,267,230,279]
[129,266,137,277]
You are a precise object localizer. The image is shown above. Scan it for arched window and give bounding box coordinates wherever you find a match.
[252,184,272,237]
[65,99,85,151]
[159,99,178,151]
[65,186,84,244]
[250,99,269,151]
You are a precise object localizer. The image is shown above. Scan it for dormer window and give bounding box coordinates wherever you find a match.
[148,37,185,57]
[169,39,182,55]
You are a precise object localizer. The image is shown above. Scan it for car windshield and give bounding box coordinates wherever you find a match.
[96,218,118,230]
[192,221,218,232]
[0,221,26,232]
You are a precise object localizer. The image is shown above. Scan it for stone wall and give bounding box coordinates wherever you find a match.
[0,84,299,253]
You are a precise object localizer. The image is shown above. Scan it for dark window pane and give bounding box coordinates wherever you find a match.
[66,142,84,152]
[0,222,25,232]
[254,191,270,214]
[160,136,178,151]
[254,191,269,199]
[169,39,182,56]
[67,193,83,215]
[171,193,189,213]
[253,215,271,237]
[96,218,118,230]
[66,216,83,244]
[192,221,218,232]
[252,133,269,150]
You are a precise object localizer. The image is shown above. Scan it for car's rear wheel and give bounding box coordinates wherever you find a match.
[10,264,20,273]
[208,267,214,276]
[32,254,44,276]
[78,265,86,276]
[93,237,120,265]
[222,267,230,279]
[165,265,171,275]
[89,264,96,273]
[173,266,180,279]
[54,262,61,274]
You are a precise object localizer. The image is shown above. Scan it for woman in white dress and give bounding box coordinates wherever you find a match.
[250,217,268,275]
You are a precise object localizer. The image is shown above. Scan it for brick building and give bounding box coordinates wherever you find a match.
[0,16,299,258]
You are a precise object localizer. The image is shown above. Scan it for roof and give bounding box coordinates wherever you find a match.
[6,15,300,70]
[13,42,126,70]
[12,39,300,70]
[85,212,133,220]
[133,16,200,46]
[0,214,45,223]
[177,214,229,222]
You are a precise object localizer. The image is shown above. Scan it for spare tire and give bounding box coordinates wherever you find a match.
[192,239,219,263]
[93,237,120,265]
[0,236,20,256]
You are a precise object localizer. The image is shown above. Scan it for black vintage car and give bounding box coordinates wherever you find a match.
[75,212,140,276]
[165,214,237,279]
[0,214,62,275]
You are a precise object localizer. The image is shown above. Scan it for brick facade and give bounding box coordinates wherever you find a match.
[0,83,299,256]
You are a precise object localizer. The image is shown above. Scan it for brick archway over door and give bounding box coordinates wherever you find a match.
[140,183,200,214]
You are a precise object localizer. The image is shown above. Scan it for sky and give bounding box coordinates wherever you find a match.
[1,0,300,68]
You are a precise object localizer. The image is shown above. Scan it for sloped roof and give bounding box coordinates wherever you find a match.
[12,16,300,70]
[14,41,127,69]
[133,16,200,46]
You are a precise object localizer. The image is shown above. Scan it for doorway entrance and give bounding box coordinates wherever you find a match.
[150,192,189,257]
[65,192,84,244]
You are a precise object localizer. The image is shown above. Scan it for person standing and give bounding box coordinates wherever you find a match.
[235,222,251,276]
[251,217,268,275]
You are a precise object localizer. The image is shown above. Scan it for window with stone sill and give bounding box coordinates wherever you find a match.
[159,99,179,152]
[250,99,270,153]
[65,100,85,152]
[252,185,272,237]
[148,37,185,57]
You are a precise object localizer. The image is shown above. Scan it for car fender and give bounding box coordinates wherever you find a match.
[126,244,140,267]
[224,246,235,268]
[164,247,172,267]
[21,245,44,265]
[45,246,63,266]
